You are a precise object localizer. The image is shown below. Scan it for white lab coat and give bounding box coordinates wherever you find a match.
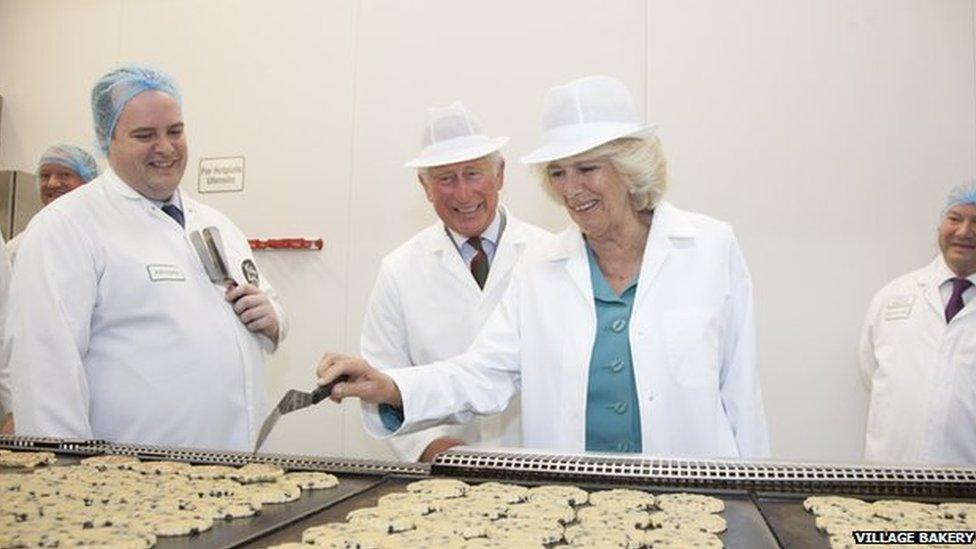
[5,233,21,266]
[364,201,770,458]
[360,208,551,460]
[9,168,286,451]
[0,234,11,415]
[859,255,976,465]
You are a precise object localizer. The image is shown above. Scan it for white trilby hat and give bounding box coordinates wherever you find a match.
[521,75,657,165]
[405,101,509,168]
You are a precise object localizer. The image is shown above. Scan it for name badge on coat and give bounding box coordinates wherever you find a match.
[146,264,186,282]
[883,294,914,321]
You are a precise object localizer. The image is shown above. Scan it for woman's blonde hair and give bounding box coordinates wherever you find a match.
[534,136,668,212]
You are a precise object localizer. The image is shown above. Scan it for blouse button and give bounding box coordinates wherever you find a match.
[610,318,627,333]
[609,401,628,414]
[603,358,625,373]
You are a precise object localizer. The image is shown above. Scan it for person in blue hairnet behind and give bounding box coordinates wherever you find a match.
[4,145,99,264]
[0,145,94,434]
[7,65,287,451]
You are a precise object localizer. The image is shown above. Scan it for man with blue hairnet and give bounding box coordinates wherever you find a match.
[860,181,976,465]
[5,145,99,264]
[7,65,287,451]
[0,145,94,435]
[36,145,99,205]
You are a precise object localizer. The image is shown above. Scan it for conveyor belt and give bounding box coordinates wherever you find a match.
[0,434,428,476]
[3,436,976,548]
[433,447,976,497]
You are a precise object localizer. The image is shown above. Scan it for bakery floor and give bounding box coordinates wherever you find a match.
[245,477,780,548]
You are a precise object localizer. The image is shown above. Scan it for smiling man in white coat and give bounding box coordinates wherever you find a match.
[860,181,976,465]
[360,101,551,461]
[8,65,286,451]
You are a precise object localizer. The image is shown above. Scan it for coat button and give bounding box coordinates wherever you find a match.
[610,318,627,333]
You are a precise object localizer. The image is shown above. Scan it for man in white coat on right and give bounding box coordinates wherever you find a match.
[860,181,976,465]
[360,101,550,462]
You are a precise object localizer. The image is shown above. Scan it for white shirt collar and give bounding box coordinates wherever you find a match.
[935,253,976,286]
[148,188,184,210]
[102,166,184,210]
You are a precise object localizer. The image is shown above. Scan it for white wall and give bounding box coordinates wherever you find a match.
[0,0,971,462]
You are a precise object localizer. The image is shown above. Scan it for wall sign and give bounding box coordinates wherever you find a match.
[198,156,245,193]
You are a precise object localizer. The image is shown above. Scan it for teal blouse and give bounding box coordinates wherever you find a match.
[584,243,643,453]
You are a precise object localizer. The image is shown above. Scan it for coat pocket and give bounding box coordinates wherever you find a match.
[662,309,721,388]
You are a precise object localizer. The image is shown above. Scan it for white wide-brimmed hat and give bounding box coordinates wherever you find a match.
[405,101,509,168]
[520,75,657,165]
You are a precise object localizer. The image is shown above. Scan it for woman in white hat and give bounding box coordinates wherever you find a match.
[318,76,770,458]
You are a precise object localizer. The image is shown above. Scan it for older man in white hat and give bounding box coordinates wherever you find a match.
[359,101,551,462]
[320,76,769,459]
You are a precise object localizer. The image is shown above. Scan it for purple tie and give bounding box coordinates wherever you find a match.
[945,277,973,323]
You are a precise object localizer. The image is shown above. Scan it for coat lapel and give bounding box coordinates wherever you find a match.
[919,258,946,320]
[548,227,593,304]
[483,211,522,295]
[633,202,693,310]
[424,225,479,291]
[544,228,594,450]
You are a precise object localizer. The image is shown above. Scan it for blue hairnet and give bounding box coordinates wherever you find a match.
[37,145,99,183]
[944,179,976,214]
[91,65,182,154]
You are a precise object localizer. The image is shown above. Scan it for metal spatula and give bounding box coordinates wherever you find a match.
[253,376,349,454]
[189,231,221,282]
[202,226,236,287]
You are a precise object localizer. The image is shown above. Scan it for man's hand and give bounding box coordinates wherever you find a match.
[226,284,279,343]
[316,353,402,406]
[420,436,464,462]
[0,413,13,435]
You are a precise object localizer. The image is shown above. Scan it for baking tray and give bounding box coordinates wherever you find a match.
[240,476,411,547]
[754,491,976,549]
[243,476,780,548]
[157,474,382,549]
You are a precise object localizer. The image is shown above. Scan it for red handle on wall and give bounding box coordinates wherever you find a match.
[248,238,324,251]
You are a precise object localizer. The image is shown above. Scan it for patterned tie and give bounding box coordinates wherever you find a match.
[467,236,489,290]
[161,204,185,228]
[945,277,973,323]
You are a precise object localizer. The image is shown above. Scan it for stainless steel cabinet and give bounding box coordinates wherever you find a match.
[0,170,41,242]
